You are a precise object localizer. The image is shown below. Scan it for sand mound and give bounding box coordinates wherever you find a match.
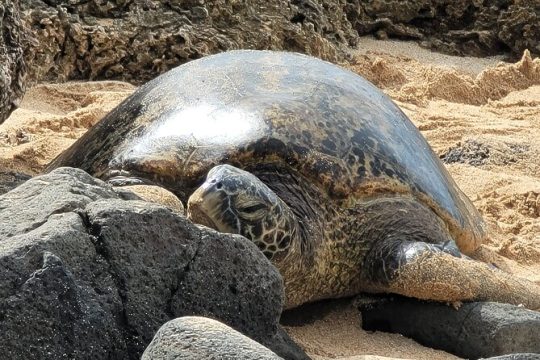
[349,49,540,106]
[0,81,134,174]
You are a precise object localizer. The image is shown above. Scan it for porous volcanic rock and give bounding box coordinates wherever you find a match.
[18,0,539,88]
[0,167,306,359]
[351,0,539,58]
[0,1,27,124]
[20,0,358,84]
[17,0,540,88]
[358,296,540,359]
[142,316,283,360]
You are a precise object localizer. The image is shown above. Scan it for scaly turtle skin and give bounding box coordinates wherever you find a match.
[48,50,540,309]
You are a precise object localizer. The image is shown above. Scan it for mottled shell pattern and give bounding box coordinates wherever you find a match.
[48,50,485,253]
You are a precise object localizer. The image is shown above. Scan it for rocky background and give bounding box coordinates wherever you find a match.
[17,0,540,85]
[351,0,540,58]
[2,0,539,124]
[20,0,353,84]
[0,1,26,124]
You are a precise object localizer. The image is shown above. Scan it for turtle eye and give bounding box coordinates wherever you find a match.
[239,203,266,213]
[236,200,268,220]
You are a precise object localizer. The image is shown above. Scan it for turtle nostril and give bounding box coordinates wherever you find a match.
[215,182,223,189]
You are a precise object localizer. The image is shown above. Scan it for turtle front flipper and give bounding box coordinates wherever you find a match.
[363,241,540,310]
[359,199,540,310]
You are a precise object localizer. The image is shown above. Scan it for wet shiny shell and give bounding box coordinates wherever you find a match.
[48,50,485,252]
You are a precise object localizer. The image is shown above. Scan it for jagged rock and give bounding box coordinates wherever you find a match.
[358,296,540,359]
[351,0,539,58]
[20,0,358,84]
[0,1,27,124]
[0,170,126,359]
[0,167,306,359]
[142,316,283,360]
[13,0,539,87]
[498,3,540,56]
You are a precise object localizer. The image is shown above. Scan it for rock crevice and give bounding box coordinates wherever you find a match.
[0,167,306,359]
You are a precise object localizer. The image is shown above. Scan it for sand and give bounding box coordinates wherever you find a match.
[1,38,539,359]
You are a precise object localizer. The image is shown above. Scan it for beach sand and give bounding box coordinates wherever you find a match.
[1,38,539,359]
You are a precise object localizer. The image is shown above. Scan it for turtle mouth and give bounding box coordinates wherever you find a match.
[187,186,232,233]
[187,203,219,230]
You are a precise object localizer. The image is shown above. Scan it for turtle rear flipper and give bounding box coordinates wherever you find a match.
[364,239,540,310]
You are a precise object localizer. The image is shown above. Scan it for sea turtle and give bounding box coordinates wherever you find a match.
[47,50,540,310]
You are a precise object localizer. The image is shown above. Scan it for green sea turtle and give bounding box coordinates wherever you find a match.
[47,50,540,310]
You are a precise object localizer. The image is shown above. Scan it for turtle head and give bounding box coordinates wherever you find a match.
[187,164,296,260]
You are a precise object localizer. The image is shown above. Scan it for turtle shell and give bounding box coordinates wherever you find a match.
[48,50,485,252]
